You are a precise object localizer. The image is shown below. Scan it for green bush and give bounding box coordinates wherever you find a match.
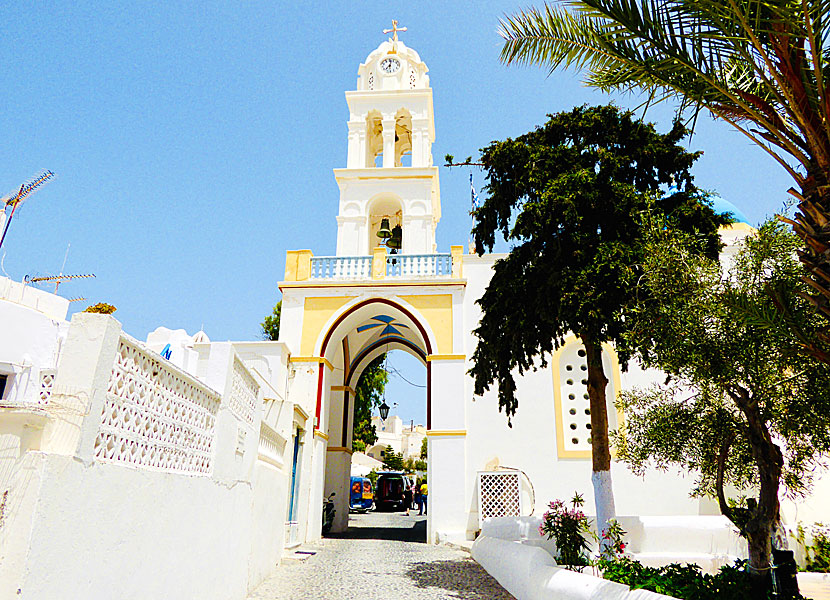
[602,558,765,600]
[806,523,830,572]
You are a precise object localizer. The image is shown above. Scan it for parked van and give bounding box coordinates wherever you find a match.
[349,476,373,512]
[374,471,413,511]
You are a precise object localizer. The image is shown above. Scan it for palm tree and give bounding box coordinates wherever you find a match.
[499,1,830,365]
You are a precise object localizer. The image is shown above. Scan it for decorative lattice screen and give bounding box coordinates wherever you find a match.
[477,471,522,528]
[94,335,221,474]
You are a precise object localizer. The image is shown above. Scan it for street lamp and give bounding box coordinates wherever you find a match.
[379,400,390,420]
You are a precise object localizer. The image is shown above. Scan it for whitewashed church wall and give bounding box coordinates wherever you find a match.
[459,253,704,538]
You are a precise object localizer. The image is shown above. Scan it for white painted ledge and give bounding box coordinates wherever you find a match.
[471,535,677,600]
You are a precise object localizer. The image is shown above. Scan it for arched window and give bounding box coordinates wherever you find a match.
[394,110,412,167]
[554,340,621,458]
[365,112,383,168]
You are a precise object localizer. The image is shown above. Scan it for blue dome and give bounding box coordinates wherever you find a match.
[665,186,752,225]
[710,196,751,225]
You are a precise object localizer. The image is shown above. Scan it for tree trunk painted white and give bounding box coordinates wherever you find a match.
[592,468,617,551]
[581,336,618,554]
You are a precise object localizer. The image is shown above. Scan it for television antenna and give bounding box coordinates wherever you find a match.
[24,273,95,285]
[0,171,55,252]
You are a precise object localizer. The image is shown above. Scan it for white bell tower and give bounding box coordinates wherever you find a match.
[334,24,441,257]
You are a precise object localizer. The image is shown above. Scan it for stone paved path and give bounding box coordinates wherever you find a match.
[248,511,514,600]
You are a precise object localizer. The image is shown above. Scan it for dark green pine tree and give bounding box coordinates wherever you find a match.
[468,104,730,541]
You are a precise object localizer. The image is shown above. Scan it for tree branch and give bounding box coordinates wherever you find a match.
[716,432,737,525]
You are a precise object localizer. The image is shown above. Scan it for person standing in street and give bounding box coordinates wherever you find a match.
[419,481,428,515]
[413,481,422,516]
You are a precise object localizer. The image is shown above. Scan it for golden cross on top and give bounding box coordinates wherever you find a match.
[383,20,407,42]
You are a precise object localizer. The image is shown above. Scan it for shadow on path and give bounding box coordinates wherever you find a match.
[405,559,515,599]
[327,516,426,543]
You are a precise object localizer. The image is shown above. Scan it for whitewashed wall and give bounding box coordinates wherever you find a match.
[0,314,291,600]
[459,249,830,542]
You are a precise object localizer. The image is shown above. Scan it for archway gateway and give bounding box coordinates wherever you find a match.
[317,297,438,536]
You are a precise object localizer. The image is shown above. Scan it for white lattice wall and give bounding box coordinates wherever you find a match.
[39,369,55,405]
[229,357,258,427]
[93,335,221,474]
[477,471,522,528]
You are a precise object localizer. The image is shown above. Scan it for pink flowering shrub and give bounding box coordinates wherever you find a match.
[539,493,592,568]
[539,493,629,570]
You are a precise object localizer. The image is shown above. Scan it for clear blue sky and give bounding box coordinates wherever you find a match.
[1,2,793,425]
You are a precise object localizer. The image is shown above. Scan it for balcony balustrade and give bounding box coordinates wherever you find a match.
[308,252,453,280]
[385,253,452,278]
[309,256,372,280]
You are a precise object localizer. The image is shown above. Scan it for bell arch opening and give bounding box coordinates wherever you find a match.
[367,195,404,254]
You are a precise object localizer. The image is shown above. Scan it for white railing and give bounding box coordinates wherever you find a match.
[93,334,221,475]
[310,256,372,279]
[258,421,287,468]
[387,253,452,278]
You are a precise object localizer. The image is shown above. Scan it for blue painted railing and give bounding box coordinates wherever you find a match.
[310,256,372,279]
[308,253,453,279]
[386,253,452,277]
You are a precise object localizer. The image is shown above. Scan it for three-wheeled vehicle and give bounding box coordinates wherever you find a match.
[349,476,374,512]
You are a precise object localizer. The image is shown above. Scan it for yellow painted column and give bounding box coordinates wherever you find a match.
[284,250,313,281]
[372,246,387,279]
[450,245,463,278]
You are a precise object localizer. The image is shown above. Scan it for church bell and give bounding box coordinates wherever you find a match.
[377,217,392,239]
[386,225,402,250]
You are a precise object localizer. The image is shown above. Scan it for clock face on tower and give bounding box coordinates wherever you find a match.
[380,57,400,74]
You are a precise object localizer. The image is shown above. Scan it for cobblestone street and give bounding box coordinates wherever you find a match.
[248,511,514,600]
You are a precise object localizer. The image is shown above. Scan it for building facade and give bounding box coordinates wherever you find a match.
[1,32,829,600]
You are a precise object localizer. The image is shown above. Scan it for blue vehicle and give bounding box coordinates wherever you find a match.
[349,476,373,512]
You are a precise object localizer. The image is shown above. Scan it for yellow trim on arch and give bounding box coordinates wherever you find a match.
[398,294,453,354]
[552,336,623,459]
[426,429,466,437]
[314,430,330,441]
[290,356,334,371]
[426,354,465,362]
[330,385,356,394]
[300,296,357,356]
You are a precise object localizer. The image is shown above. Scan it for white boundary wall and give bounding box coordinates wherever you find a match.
[0,313,291,600]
